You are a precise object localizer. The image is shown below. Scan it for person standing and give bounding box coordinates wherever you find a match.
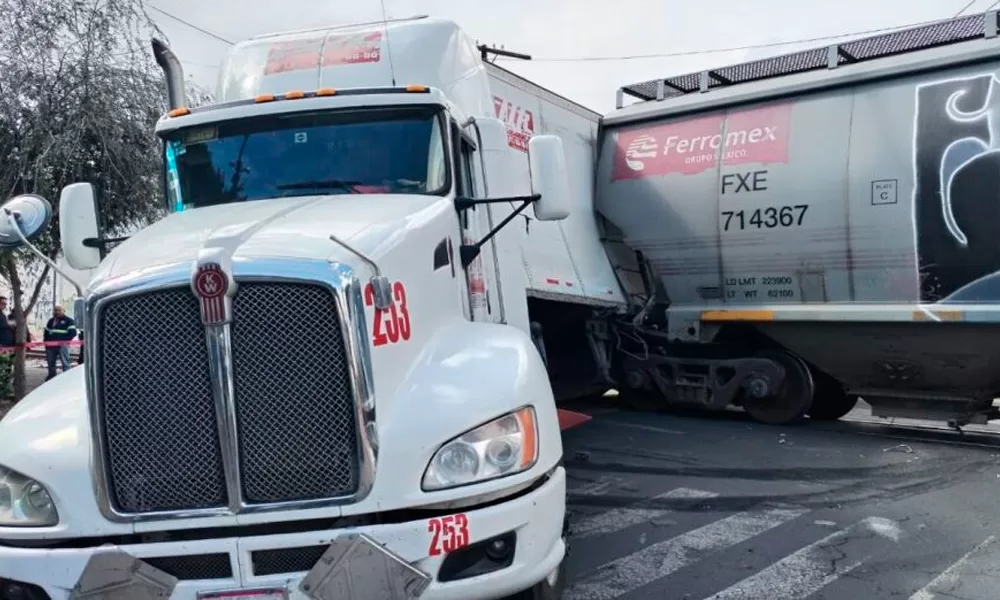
[44,305,77,380]
[0,297,15,399]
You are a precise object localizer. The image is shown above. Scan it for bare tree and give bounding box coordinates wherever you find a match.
[0,0,203,399]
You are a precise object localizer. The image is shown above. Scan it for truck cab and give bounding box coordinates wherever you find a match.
[0,16,571,600]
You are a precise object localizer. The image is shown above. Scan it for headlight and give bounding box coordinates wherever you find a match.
[422,406,539,491]
[0,466,58,527]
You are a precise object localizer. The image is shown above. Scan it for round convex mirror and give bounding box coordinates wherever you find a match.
[0,194,53,249]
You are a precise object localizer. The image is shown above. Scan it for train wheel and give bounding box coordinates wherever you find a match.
[742,350,815,425]
[614,366,670,412]
[807,370,859,421]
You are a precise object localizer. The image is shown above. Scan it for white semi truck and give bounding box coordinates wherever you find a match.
[6,9,1000,599]
[0,16,582,600]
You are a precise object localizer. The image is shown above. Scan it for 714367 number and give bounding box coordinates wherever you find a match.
[721,205,808,232]
[363,281,411,347]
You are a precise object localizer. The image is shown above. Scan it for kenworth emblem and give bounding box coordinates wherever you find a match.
[191,252,236,326]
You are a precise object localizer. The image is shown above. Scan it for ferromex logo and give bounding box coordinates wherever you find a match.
[493,96,535,152]
[612,103,794,180]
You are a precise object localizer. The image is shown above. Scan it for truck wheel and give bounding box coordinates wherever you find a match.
[504,557,566,600]
[807,370,859,421]
[742,350,814,425]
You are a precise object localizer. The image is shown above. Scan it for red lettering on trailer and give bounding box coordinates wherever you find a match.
[428,513,470,556]
[363,280,411,347]
[611,103,794,180]
[493,96,536,152]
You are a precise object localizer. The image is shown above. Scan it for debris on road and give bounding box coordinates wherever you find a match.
[883,444,914,454]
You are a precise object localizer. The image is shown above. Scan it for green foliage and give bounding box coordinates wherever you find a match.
[0,0,215,398]
[0,0,172,261]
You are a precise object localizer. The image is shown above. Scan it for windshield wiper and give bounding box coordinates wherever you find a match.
[276,179,364,193]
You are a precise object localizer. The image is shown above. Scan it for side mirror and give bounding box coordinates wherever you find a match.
[59,183,101,270]
[0,192,88,331]
[0,194,52,249]
[527,135,571,221]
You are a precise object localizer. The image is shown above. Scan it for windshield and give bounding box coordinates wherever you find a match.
[163,106,449,211]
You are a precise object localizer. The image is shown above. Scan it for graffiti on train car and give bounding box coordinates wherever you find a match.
[914,73,1000,303]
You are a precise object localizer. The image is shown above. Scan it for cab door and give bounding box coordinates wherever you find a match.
[452,120,503,324]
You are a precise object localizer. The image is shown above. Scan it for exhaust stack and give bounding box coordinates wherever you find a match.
[151,38,186,110]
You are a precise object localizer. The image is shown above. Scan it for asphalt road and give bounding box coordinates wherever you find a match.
[560,399,1000,600]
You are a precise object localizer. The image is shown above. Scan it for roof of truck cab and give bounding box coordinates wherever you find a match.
[246,14,431,41]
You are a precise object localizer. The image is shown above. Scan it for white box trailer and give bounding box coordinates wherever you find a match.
[483,63,625,309]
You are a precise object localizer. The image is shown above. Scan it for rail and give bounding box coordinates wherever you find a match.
[616,10,1000,108]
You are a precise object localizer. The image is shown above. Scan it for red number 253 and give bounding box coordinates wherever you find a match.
[428,513,470,556]
[363,281,411,347]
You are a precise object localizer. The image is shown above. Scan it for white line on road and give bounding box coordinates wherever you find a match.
[599,420,687,435]
[573,488,718,539]
[564,506,808,600]
[570,475,625,497]
[704,516,903,600]
[908,535,998,600]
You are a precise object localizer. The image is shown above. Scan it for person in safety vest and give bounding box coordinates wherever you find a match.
[44,305,77,380]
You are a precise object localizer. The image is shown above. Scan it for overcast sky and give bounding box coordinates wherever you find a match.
[151,0,991,112]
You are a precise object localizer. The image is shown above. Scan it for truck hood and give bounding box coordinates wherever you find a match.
[93,193,445,282]
[0,192,457,535]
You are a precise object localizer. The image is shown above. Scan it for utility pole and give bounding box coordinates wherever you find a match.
[475,42,532,63]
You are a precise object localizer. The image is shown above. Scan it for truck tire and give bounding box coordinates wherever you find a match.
[742,350,815,425]
[807,370,859,421]
[504,557,566,600]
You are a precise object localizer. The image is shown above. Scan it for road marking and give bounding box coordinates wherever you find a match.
[570,475,624,497]
[573,488,718,539]
[564,506,807,600]
[908,535,998,600]
[705,517,902,600]
[600,420,687,435]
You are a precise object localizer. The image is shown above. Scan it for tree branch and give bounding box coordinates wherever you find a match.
[24,262,51,316]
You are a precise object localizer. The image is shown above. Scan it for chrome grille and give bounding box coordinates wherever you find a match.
[231,282,360,503]
[144,554,233,580]
[98,287,226,513]
[251,545,327,575]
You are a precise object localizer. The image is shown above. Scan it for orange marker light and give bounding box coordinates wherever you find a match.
[316,88,337,96]
[515,407,538,469]
[405,84,428,92]
[254,94,276,103]
[284,90,305,99]
[167,107,191,118]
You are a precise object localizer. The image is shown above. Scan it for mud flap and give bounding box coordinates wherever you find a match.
[299,533,432,600]
[70,550,178,600]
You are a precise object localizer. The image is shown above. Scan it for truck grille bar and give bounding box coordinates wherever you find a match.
[88,261,376,521]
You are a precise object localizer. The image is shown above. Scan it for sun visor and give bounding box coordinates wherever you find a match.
[215,28,393,102]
